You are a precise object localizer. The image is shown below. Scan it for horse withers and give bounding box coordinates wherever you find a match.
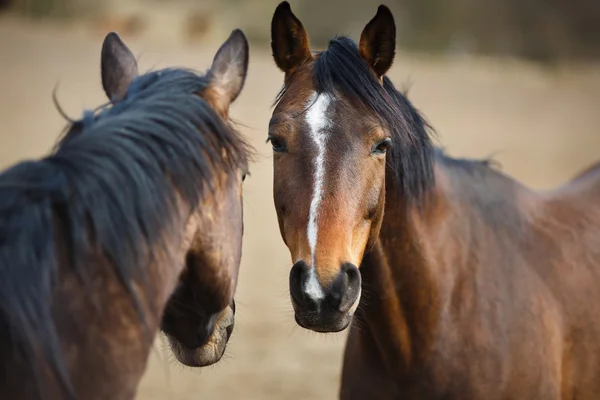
[269,2,600,399]
[0,30,252,399]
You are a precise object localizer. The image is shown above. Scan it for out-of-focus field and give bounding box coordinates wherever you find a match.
[0,16,599,400]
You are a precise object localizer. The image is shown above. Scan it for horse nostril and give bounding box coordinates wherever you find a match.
[195,315,218,347]
[289,261,306,304]
[328,270,348,309]
[289,260,320,311]
[334,263,361,313]
[195,326,211,347]
[225,323,234,340]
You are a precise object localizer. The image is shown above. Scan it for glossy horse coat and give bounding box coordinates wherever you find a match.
[269,2,600,399]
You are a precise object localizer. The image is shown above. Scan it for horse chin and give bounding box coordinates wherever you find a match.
[294,312,353,333]
[167,305,235,367]
[291,301,355,333]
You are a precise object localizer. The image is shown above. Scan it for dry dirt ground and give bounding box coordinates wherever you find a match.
[1,18,599,400]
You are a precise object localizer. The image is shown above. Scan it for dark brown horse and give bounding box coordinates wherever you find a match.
[269,2,600,399]
[0,30,252,399]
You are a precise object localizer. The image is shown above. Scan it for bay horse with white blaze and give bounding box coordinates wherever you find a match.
[0,30,251,399]
[269,2,600,399]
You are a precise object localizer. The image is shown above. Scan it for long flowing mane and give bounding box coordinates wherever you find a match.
[0,68,249,398]
[276,36,436,203]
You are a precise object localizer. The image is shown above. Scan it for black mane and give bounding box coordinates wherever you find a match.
[0,68,249,399]
[299,36,436,203]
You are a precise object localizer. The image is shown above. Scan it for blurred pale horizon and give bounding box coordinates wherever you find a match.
[1,1,599,399]
[4,0,600,62]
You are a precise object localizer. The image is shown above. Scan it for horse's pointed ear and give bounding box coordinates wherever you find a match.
[359,5,396,78]
[271,1,312,76]
[206,29,249,118]
[101,32,138,102]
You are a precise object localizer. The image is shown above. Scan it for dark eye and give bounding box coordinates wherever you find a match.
[267,136,286,152]
[373,138,392,155]
[242,171,250,182]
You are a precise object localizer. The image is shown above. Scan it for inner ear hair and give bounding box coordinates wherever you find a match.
[358,5,396,78]
[271,1,312,76]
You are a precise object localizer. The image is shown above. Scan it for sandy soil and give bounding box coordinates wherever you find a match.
[1,19,599,400]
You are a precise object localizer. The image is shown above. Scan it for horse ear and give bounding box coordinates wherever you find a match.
[271,1,312,76]
[101,32,139,102]
[206,29,249,117]
[359,5,396,78]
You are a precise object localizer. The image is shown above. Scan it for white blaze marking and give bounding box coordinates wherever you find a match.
[304,92,331,300]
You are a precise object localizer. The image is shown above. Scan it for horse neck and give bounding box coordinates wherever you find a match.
[356,155,527,375]
[51,202,193,399]
[357,199,441,375]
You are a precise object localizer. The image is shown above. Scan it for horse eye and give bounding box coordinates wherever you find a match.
[242,172,250,182]
[373,138,392,155]
[268,136,286,153]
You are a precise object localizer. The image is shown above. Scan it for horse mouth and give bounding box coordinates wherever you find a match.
[167,305,235,367]
[291,298,354,333]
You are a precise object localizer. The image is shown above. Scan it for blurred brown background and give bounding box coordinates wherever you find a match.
[1,0,599,399]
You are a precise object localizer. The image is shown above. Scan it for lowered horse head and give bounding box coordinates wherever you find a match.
[0,30,251,399]
[98,31,251,368]
[269,2,431,332]
[100,31,251,368]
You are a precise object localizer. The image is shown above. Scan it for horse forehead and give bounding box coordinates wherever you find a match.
[305,92,333,129]
[272,90,369,148]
